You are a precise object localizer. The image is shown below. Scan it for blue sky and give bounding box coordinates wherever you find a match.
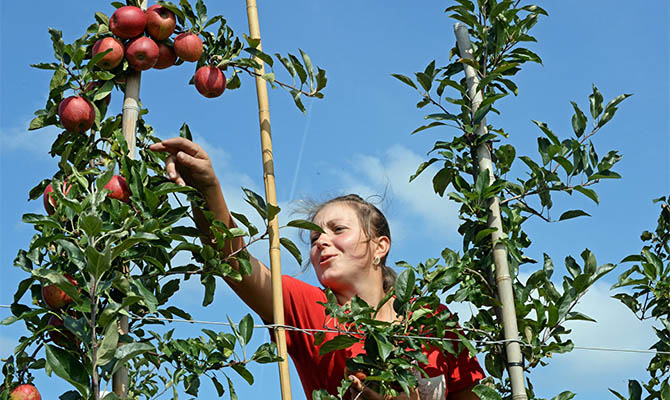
[1,1,668,399]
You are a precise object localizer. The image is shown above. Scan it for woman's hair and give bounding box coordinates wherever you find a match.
[303,194,397,292]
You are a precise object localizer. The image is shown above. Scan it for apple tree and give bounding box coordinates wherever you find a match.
[313,1,629,399]
[610,196,670,400]
[1,1,326,399]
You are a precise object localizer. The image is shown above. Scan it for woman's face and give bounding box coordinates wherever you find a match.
[309,202,375,292]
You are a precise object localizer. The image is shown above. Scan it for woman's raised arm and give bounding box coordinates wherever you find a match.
[149,137,275,322]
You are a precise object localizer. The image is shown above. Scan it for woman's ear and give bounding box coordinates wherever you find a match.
[373,235,390,260]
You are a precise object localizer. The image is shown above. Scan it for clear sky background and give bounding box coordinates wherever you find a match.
[1,1,668,399]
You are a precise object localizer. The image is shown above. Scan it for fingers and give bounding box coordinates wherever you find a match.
[149,137,207,159]
[165,155,185,186]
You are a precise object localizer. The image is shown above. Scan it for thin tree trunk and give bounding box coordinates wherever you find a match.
[453,22,528,400]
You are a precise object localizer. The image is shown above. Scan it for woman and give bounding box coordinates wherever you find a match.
[149,137,484,399]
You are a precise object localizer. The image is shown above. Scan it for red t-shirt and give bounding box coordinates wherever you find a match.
[273,276,484,399]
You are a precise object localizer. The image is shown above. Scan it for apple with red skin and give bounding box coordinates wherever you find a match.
[47,315,78,349]
[92,37,124,70]
[125,37,159,70]
[174,32,203,62]
[104,175,131,203]
[41,274,77,309]
[353,371,367,381]
[43,181,72,215]
[153,42,177,69]
[146,5,176,41]
[9,384,41,400]
[194,66,227,98]
[58,96,95,133]
[110,6,146,39]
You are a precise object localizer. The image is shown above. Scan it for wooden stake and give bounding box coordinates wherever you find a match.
[453,23,528,400]
[244,1,293,399]
[112,2,146,396]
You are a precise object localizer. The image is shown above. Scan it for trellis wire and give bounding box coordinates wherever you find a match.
[1,304,666,356]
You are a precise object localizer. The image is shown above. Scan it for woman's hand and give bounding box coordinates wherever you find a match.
[149,137,220,195]
[347,374,419,400]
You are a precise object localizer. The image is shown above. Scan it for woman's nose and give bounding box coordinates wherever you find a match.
[314,234,330,248]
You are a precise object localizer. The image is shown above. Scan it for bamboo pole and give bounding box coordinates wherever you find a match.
[453,23,527,400]
[112,2,146,397]
[244,1,293,400]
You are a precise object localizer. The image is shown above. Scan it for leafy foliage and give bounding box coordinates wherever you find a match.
[2,0,325,398]
[319,1,630,399]
[610,197,670,400]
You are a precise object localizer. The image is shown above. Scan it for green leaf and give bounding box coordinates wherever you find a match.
[86,246,112,281]
[267,203,281,221]
[232,364,254,385]
[29,115,47,130]
[550,391,576,400]
[371,332,394,361]
[472,383,502,400]
[112,343,154,375]
[239,313,254,345]
[574,186,599,204]
[275,53,296,78]
[628,380,642,400]
[50,67,67,92]
[97,318,119,366]
[111,233,159,260]
[570,101,587,137]
[410,158,438,182]
[319,335,359,356]
[80,214,103,237]
[243,188,267,219]
[202,275,215,306]
[179,122,193,141]
[660,381,670,400]
[589,84,604,119]
[412,121,446,135]
[395,269,415,303]
[46,345,90,397]
[315,67,327,92]
[391,74,417,90]
[280,237,303,265]
[532,120,560,145]
[286,219,324,233]
[299,48,314,87]
[288,53,307,84]
[559,210,590,221]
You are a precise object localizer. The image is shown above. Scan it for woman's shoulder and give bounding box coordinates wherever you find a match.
[281,275,328,303]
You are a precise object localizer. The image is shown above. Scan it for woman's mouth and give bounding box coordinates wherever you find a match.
[319,254,336,265]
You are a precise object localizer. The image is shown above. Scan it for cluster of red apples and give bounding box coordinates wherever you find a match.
[57,4,227,137]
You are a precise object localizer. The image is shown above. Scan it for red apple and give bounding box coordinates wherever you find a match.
[9,384,41,400]
[41,274,77,309]
[125,37,159,70]
[146,5,176,41]
[58,96,95,133]
[353,371,367,381]
[104,175,131,203]
[110,6,146,39]
[43,181,72,215]
[85,81,111,105]
[153,42,177,69]
[91,37,124,70]
[47,315,78,349]
[174,32,203,62]
[194,66,226,98]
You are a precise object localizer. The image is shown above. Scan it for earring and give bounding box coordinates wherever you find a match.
[373,256,380,266]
